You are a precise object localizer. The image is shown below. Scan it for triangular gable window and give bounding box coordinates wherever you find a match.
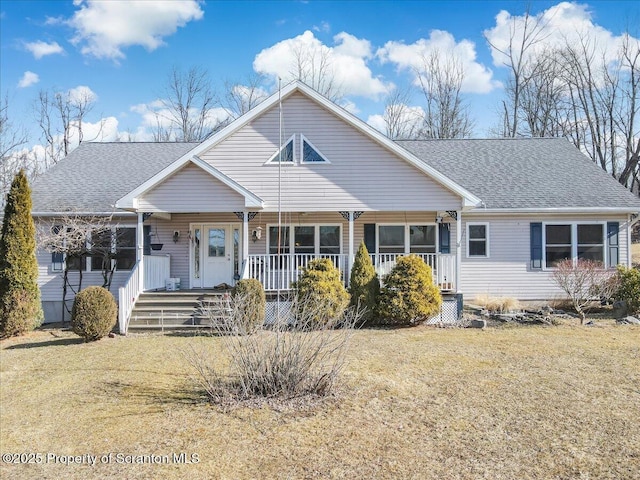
[267,135,295,163]
[301,135,329,163]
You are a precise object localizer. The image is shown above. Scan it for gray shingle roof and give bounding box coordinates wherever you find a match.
[31,142,198,213]
[398,137,640,210]
[30,138,640,214]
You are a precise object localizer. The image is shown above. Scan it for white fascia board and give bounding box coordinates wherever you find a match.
[465,207,640,215]
[292,82,482,208]
[190,156,264,208]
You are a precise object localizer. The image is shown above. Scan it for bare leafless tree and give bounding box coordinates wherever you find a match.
[289,42,343,101]
[156,66,222,142]
[485,7,550,137]
[34,87,98,167]
[1,95,31,209]
[415,51,474,139]
[381,87,424,140]
[37,214,121,322]
[223,73,269,119]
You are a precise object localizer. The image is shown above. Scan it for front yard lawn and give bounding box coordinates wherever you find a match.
[1,323,639,479]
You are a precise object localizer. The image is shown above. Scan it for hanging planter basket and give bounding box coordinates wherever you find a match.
[150,243,164,251]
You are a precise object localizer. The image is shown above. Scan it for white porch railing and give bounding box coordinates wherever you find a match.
[247,254,348,291]
[144,254,170,290]
[118,254,171,334]
[370,253,457,291]
[118,261,141,334]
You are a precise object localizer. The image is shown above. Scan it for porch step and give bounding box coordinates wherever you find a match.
[127,290,231,331]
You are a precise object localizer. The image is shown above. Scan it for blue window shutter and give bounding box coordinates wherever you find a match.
[607,222,619,267]
[530,223,542,269]
[364,224,376,255]
[439,223,450,254]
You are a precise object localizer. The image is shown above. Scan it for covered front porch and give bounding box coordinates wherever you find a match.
[118,210,462,333]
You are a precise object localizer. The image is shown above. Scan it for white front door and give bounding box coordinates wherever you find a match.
[191,223,241,288]
[203,225,232,287]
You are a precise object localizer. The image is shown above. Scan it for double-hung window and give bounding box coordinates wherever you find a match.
[466,223,489,258]
[543,223,605,268]
[269,225,341,255]
[378,225,437,255]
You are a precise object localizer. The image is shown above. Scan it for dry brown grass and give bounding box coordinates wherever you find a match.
[474,294,521,313]
[1,323,639,479]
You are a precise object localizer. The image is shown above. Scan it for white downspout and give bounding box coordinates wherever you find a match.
[348,211,354,286]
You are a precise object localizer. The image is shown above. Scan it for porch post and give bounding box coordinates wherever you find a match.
[456,210,462,293]
[348,211,354,286]
[242,212,249,278]
[137,211,144,289]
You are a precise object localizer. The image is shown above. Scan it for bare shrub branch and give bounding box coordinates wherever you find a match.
[184,292,361,405]
[552,259,619,324]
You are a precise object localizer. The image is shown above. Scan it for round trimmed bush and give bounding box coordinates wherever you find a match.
[293,258,350,328]
[71,286,117,341]
[377,255,442,326]
[232,278,266,333]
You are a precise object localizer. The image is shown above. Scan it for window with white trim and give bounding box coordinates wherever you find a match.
[466,223,489,257]
[300,135,329,163]
[90,227,137,272]
[268,224,342,255]
[266,135,295,163]
[544,223,605,268]
[377,225,437,254]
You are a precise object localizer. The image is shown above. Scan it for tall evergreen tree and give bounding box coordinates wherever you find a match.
[0,169,42,337]
[348,241,379,325]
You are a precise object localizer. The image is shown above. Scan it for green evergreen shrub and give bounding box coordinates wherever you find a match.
[348,241,379,325]
[293,258,350,328]
[616,266,640,314]
[0,290,41,338]
[71,286,117,341]
[232,278,266,333]
[377,254,442,326]
[0,170,42,338]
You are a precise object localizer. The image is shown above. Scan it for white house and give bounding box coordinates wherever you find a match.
[30,81,640,332]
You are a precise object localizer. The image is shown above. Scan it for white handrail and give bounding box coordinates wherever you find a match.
[118,261,141,334]
[369,253,457,290]
[246,254,348,291]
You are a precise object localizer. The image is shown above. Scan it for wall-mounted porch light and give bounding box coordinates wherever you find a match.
[252,227,262,242]
[173,230,180,243]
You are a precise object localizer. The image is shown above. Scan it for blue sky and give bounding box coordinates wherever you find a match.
[1,0,638,151]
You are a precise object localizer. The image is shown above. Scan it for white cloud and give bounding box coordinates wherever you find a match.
[67,85,98,104]
[484,2,639,69]
[253,30,393,99]
[313,21,331,34]
[17,71,40,88]
[68,0,204,60]
[366,114,386,133]
[377,30,500,94]
[24,40,64,59]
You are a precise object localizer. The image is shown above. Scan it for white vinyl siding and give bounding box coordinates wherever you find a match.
[460,214,631,300]
[198,92,462,212]
[138,163,247,212]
